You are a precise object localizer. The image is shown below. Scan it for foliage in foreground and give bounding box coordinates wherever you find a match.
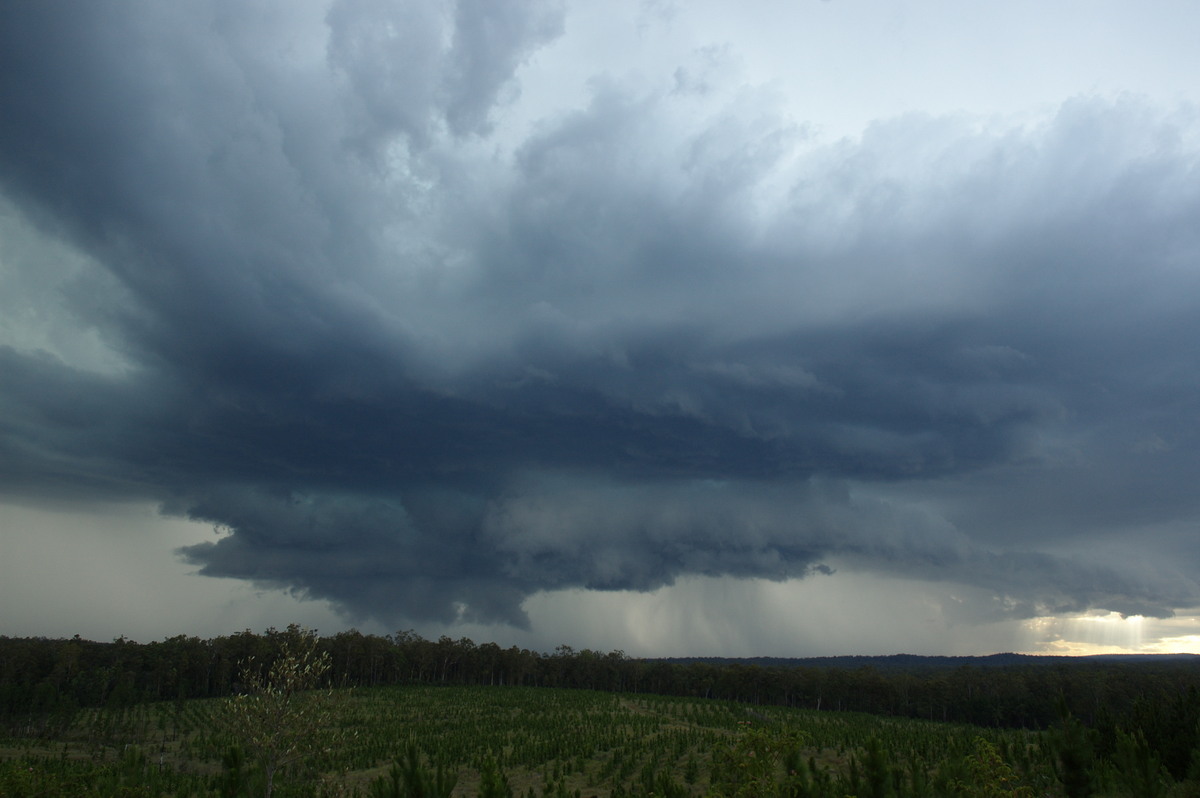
[223,631,343,798]
[3,677,1191,798]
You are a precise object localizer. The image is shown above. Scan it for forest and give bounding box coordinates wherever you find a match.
[2,626,1200,796]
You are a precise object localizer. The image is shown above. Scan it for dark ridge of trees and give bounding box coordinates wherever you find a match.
[4,627,1200,765]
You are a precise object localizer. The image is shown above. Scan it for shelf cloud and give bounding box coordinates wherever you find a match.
[3,1,1200,649]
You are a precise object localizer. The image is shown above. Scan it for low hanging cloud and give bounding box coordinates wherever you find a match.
[2,2,1200,632]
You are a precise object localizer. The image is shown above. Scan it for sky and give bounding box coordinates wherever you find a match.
[2,0,1200,657]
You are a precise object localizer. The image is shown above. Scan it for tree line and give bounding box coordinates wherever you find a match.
[4,626,1200,747]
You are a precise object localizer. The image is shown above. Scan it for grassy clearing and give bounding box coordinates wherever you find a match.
[0,684,1045,796]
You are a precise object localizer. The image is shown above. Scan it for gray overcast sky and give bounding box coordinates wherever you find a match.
[3,0,1200,656]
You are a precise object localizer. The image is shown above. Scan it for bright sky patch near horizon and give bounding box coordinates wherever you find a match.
[2,1,1200,657]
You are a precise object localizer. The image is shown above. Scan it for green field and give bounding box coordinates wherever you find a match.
[1,683,1076,797]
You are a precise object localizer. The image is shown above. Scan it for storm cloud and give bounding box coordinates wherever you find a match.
[2,1,1200,638]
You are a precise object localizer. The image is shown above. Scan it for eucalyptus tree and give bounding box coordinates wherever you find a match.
[223,626,340,798]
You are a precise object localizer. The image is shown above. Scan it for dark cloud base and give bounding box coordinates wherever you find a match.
[2,2,1200,633]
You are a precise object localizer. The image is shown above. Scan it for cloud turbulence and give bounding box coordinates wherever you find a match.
[2,2,1200,644]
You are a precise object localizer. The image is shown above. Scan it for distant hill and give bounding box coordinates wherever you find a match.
[653,652,1200,672]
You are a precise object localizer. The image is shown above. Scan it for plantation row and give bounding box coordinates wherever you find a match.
[1,682,1174,797]
[5,626,1200,732]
